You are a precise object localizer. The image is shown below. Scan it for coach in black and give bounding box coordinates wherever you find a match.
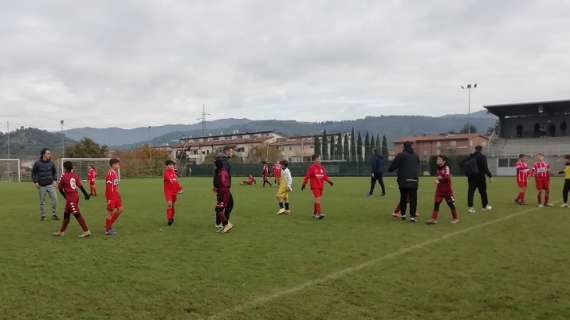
[464,145,493,213]
[388,142,420,222]
[368,149,386,196]
[31,148,59,221]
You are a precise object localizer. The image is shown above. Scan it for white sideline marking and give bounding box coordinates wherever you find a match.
[208,204,552,320]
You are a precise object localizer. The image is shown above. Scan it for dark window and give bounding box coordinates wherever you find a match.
[498,158,509,168]
[516,125,523,138]
[509,158,518,167]
[548,124,556,137]
[561,121,567,135]
[534,123,541,136]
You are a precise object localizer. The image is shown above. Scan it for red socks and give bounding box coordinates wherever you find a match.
[166,208,174,220]
[431,211,439,220]
[313,203,321,215]
[74,214,89,232]
[517,192,525,203]
[60,213,71,233]
[394,204,401,214]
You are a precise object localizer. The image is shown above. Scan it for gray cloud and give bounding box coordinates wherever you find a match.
[1,0,569,131]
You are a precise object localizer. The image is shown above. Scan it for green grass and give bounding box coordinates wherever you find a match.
[1,177,569,320]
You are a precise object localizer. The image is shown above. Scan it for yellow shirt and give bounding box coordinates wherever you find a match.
[563,165,570,179]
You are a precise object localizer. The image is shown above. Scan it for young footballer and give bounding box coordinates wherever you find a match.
[426,155,459,225]
[240,174,257,185]
[301,154,333,219]
[262,161,272,187]
[514,154,530,205]
[214,158,233,233]
[273,162,282,184]
[164,160,183,226]
[531,153,551,207]
[105,159,123,235]
[87,165,97,197]
[53,161,91,238]
[276,160,293,215]
[558,155,570,208]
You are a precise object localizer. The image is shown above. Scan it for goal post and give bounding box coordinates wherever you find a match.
[0,159,21,183]
[60,158,121,181]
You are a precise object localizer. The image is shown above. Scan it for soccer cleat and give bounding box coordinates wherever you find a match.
[167,219,174,226]
[366,193,373,198]
[450,219,460,224]
[318,213,326,220]
[105,229,117,236]
[391,212,401,219]
[467,207,476,214]
[481,205,493,212]
[519,202,528,206]
[409,217,416,223]
[78,230,91,238]
[221,223,233,233]
[52,231,64,237]
[51,215,59,221]
[538,204,544,208]
[277,208,286,215]
[400,215,407,221]
[425,219,438,225]
[544,203,553,208]
[561,203,569,208]
[284,210,291,215]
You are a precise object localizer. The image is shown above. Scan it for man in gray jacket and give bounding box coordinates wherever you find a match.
[32,148,58,221]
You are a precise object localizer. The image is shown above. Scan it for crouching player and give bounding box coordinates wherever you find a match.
[240,174,257,185]
[214,159,233,233]
[514,154,530,205]
[276,160,293,215]
[532,153,552,207]
[53,161,91,238]
[301,154,333,219]
[105,159,124,235]
[164,160,183,226]
[426,155,459,225]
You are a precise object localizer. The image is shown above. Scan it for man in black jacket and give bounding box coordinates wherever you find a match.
[388,142,420,222]
[32,148,58,221]
[368,149,386,196]
[465,145,493,213]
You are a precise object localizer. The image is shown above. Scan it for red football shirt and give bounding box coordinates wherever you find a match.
[303,163,331,190]
[273,164,282,178]
[515,160,529,184]
[163,167,182,196]
[435,165,452,194]
[532,161,550,179]
[87,168,97,183]
[59,171,82,201]
[105,169,120,199]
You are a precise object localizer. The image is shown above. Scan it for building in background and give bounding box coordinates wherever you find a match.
[393,133,489,161]
[485,99,570,176]
[271,136,315,163]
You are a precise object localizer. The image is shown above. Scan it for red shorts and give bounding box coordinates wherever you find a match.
[164,193,178,203]
[435,191,454,204]
[106,194,123,210]
[65,200,80,214]
[535,178,550,191]
[517,179,528,188]
[89,181,95,186]
[311,188,323,198]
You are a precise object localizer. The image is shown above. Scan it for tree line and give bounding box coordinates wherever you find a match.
[313,128,389,162]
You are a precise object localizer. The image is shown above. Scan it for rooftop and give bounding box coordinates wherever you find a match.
[484,99,570,117]
[180,130,276,141]
[393,133,488,143]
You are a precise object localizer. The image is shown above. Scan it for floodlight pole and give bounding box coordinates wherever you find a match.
[460,83,477,135]
[6,121,10,159]
[60,120,65,158]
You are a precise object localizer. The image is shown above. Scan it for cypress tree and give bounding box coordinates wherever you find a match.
[382,135,389,159]
[343,133,350,161]
[322,130,328,160]
[350,128,356,162]
[376,134,381,154]
[329,134,335,161]
[364,132,370,161]
[357,132,363,163]
[314,135,321,157]
[370,135,376,156]
[336,133,343,160]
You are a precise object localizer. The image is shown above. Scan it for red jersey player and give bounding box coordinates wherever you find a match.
[240,174,257,185]
[53,161,91,238]
[273,162,282,184]
[87,165,97,196]
[262,161,272,187]
[531,153,551,207]
[105,158,123,235]
[301,154,334,219]
[426,155,459,225]
[214,158,233,233]
[164,160,183,226]
[514,154,530,205]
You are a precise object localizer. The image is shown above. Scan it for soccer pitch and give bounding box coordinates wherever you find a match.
[1,177,569,320]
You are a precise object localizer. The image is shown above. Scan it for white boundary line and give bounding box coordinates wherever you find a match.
[208,203,555,320]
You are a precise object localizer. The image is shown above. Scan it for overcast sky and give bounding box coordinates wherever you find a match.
[1,0,569,131]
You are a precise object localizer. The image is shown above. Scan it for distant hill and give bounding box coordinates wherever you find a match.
[0,128,76,160]
[57,112,497,149]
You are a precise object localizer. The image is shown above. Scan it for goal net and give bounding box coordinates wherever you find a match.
[60,158,121,181]
[0,159,21,183]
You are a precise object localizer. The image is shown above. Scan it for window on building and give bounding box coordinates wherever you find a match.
[516,125,523,137]
[548,124,556,137]
[236,147,245,152]
[449,140,457,148]
[289,146,292,151]
[498,158,509,168]
[562,121,568,136]
[534,123,541,136]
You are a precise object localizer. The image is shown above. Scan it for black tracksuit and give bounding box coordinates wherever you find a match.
[369,154,386,195]
[464,151,492,208]
[388,147,420,218]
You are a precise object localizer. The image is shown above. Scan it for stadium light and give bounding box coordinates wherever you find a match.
[460,83,478,135]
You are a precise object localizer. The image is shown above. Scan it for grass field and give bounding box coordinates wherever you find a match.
[1,176,569,320]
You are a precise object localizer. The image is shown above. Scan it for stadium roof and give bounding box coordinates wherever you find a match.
[484,99,570,117]
[180,130,276,141]
[393,133,488,143]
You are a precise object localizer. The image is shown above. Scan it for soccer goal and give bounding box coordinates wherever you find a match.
[0,159,21,183]
[60,158,121,181]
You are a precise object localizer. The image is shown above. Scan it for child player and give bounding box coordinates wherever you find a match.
[273,162,282,184]
[514,154,530,205]
[240,174,257,185]
[105,158,124,235]
[301,154,334,219]
[164,160,183,226]
[531,153,552,207]
[214,158,233,233]
[426,155,459,225]
[558,155,570,208]
[53,161,91,238]
[87,165,97,196]
[262,161,272,187]
[276,160,293,215]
